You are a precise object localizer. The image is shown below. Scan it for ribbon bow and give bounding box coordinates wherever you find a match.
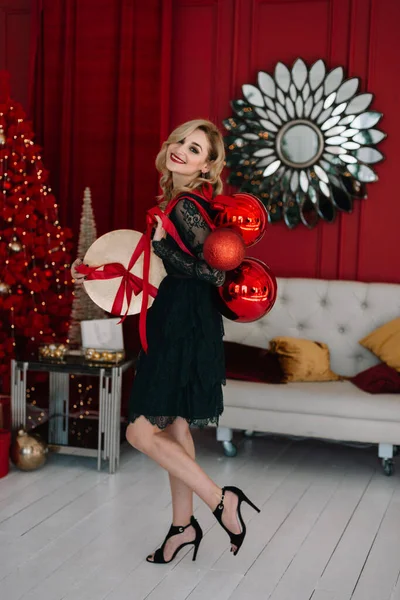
[77,260,158,318]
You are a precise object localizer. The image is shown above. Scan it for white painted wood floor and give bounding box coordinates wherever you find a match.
[1,429,400,600]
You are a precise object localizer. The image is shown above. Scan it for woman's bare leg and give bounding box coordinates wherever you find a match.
[127,417,220,507]
[126,417,242,554]
[146,418,196,562]
[168,418,196,524]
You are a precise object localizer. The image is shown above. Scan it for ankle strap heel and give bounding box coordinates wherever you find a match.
[146,515,203,564]
[213,486,260,556]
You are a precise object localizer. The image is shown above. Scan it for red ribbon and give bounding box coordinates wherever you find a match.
[147,205,195,255]
[78,260,158,315]
[174,182,238,212]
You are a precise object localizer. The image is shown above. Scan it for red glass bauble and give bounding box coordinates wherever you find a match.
[213,193,267,247]
[216,257,277,322]
[203,228,246,271]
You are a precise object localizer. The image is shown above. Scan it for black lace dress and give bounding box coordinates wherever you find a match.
[128,193,226,429]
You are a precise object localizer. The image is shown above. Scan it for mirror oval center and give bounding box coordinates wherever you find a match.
[276,120,324,168]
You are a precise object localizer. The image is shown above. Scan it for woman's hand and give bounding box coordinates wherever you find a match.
[153,215,166,242]
[70,258,86,285]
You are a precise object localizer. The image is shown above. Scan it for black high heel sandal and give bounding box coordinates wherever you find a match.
[146,515,203,564]
[213,486,260,556]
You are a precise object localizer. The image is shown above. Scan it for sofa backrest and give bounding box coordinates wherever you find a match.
[223,278,400,377]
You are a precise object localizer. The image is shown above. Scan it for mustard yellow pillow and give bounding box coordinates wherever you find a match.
[269,337,340,382]
[359,318,400,371]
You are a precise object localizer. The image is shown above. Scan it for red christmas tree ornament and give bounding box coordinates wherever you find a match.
[216,257,277,322]
[213,193,267,247]
[203,228,246,271]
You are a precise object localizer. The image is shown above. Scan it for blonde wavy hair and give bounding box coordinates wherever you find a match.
[155,119,225,210]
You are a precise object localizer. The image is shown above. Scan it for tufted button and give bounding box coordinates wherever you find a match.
[298,323,305,331]
[280,295,287,304]
[338,326,346,334]
[355,354,364,362]
[320,298,328,307]
[361,301,368,309]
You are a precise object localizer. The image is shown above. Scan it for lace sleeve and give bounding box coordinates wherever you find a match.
[152,199,225,287]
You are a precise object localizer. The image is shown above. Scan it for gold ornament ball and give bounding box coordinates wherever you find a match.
[38,346,49,358]
[10,429,48,471]
[39,343,67,360]
[9,240,22,253]
[0,281,10,296]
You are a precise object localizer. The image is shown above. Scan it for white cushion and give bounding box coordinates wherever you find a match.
[223,278,400,377]
[224,379,400,422]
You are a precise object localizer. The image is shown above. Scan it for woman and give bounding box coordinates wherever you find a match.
[71,119,259,564]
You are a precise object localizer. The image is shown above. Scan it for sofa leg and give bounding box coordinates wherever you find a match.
[378,443,395,476]
[216,426,233,442]
[244,430,255,437]
[216,427,237,457]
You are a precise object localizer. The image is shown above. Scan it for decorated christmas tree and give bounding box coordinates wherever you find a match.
[68,186,106,347]
[0,71,74,392]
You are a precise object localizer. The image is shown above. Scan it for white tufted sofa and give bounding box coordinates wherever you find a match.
[217,278,400,475]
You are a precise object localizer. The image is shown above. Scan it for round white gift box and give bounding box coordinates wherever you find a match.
[83,229,166,315]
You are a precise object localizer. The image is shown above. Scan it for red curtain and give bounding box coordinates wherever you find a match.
[29,0,165,358]
[30,0,163,239]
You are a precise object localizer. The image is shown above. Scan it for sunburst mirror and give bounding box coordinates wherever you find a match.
[223,58,386,229]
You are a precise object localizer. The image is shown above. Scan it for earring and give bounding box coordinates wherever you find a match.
[201,171,210,179]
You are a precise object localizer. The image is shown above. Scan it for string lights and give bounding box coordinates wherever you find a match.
[0,81,74,385]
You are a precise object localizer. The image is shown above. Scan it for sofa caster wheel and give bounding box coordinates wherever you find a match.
[222,441,237,457]
[244,430,254,438]
[382,458,395,476]
[393,446,399,457]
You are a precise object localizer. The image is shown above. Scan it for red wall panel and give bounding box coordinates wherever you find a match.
[0,0,31,108]
[356,0,400,283]
[166,0,399,283]
[248,0,333,280]
[171,2,217,124]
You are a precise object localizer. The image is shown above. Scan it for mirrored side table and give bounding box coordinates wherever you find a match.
[11,356,134,473]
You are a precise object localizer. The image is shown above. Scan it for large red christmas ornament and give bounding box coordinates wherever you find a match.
[203,228,246,271]
[216,257,277,322]
[213,193,267,247]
